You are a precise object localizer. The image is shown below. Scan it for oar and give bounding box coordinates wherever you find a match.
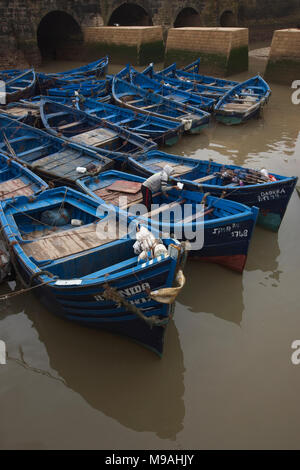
[2,132,17,159]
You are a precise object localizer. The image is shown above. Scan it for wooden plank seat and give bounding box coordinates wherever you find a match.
[1,107,39,117]
[70,128,117,147]
[31,149,77,170]
[140,104,160,110]
[31,150,101,181]
[94,187,143,207]
[23,220,129,262]
[58,121,82,131]
[222,103,259,111]
[0,178,34,200]
[150,160,192,176]
[193,174,216,183]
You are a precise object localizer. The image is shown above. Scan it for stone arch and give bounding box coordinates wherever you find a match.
[220,10,236,27]
[174,7,201,28]
[37,10,84,61]
[108,2,153,26]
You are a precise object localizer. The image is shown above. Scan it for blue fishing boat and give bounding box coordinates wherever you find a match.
[142,64,226,103]
[112,77,210,134]
[159,62,239,89]
[117,65,216,112]
[0,153,48,201]
[0,115,113,186]
[125,150,297,232]
[36,57,109,92]
[181,59,201,73]
[40,98,157,156]
[46,56,109,79]
[77,169,258,273]
[0,186,187,356]
[2,69,36,104]
[47,79,109,99]
[0,69,24,81]
[214,76,271,125]
[0,101,41,126]
[22,95,75,107]
[77,97,184,146]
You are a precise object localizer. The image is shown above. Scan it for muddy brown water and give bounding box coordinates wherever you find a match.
[0,57,300,450]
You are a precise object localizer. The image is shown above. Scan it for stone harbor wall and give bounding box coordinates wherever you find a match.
[165,27,248,76]
[0,0,238,69]
[265,29,300,84]
[0,0,299,71]
[238,0,300,42]
[83,26,164,65]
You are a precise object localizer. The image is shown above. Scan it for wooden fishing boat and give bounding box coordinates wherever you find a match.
[0,69,24,81]
[40,98,157,156]
[0,115,114,186]
[125,150,297,232]
[36,57,109,92]
[47,79,109,99]
[160,62,239,90]
[112,77,210,134]
[22,95,75,107]
[118,65,216,111]
[0,153,48,200]
[44,56,109,80]
[2,69,36,104]
[0,186,186,356]
[77,97,184,146]
[142,64,226,103]
[214,75,271,125]
[0,101,41,126]
[181,59,201,73]
[77,169,259,273]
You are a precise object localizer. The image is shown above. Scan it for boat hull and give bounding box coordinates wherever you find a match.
[12,253,175,356]
[183,178,298,232]
[189,218,257,273]
[214,104,262,125]
[126,153,297,232]
[147,212,258,273]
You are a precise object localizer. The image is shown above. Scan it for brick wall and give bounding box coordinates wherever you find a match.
[269,29,300,60]
[83,26,163,46]
[166,27,248,57]
[82,26,164,65]
[165,27,248,75]
[265,29,300,84]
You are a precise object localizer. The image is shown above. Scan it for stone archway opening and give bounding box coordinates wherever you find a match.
[174,8,201,28]
[108,3,153,26]
[220,10,236,27]
[37,11,84,61]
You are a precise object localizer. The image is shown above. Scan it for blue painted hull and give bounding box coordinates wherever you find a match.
[3,69,37,104]
[0,187,185,356]
[13,254,174,356]
[126,151,297,232]
[77,97,184,146]
[0,153,48,199]
[160,62,239,89]
[214,75,271,125]
[36,57,109,93]
[40,98,157,157]
[0,115,114,186]
[77,170,258,273]
[117,65,214,116]
[112,76,210,134]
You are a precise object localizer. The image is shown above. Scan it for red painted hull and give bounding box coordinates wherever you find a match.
[191,254,247,273]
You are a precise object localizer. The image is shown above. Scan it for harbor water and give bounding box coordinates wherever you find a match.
[0,57,300,450]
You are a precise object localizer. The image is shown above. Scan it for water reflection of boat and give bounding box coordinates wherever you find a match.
[4,292,185,440]
[245,227,280,277]
[178,261,244,326]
